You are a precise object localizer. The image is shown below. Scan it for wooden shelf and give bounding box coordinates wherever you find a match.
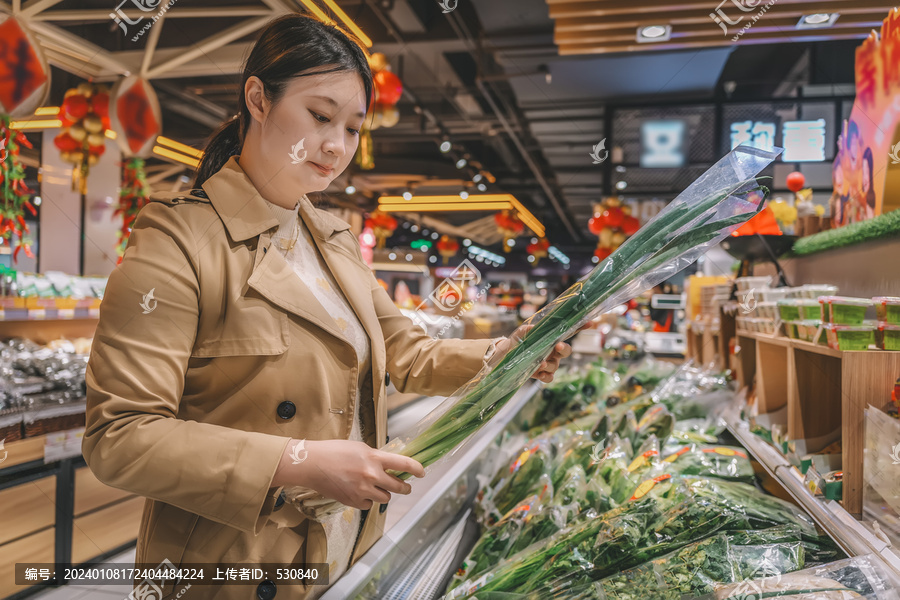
[730,325,900,515]
[0,318,98,344]
[725,412,900,579]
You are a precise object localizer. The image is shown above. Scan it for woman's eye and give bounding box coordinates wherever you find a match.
[348,128,360,136]
[310,111,329,123]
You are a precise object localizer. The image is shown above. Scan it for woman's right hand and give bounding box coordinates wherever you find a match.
[272,439,425,510]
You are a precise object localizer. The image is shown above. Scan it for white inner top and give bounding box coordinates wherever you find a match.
[264,198,371,587]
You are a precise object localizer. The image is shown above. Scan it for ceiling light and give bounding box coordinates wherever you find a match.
[429,255,437,263]
[463,238,471,246]
[527,255,535,263]
[456,158,468,169]
[506,239,516,247]
[406,254,413,261]
[616,165,627,173]
[410,224,419,232]
[616,181,627,190]
[473,173,483,183]
[637,24,671,43]
[592,255,600,264]
[477,183,487,192]
[431,232,439,240]
[345,185,356,194]
[459,191,469,199]
[439,139,452,153]
[34,196,42,206]
[403,191,413,201]
[797,13,839,28]
[388,252,396,260]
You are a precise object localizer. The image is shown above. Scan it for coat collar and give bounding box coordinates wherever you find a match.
[201,156,351,244]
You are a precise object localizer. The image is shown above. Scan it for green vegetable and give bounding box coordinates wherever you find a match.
[392,174,771,478]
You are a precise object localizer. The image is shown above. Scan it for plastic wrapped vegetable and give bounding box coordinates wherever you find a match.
[662,444,755,483]
[597,534,735,600]
[388,146,780,478]
[478,440,555,526]
[705,555,898,600]
[448,490,551,593]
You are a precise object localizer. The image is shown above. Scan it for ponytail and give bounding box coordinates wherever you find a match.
[193,118,242,188]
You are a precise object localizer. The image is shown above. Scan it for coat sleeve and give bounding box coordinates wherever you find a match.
[369,273,498,397]
[82,202,291,536]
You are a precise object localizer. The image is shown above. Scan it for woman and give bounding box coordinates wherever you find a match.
[82,14,570,600]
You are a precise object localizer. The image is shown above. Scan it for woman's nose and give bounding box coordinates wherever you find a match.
[323,134,346,158]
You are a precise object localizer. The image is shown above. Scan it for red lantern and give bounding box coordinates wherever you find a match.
[436,235,460,265]
[62,94,89,121]
[53,132,78,152]
[602,206,624,229]
[621,215,640,236]
[526,237,550,266]
[364,210,397,249]
[786,171,805,193]
[88,143,105,156]
[588,214,606,235]
[90,92,109,117]
[494,210,524,252]
[374,70,403,105]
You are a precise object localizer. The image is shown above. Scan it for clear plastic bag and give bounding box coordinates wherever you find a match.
[702,555,899,600]
[387,146,781,477]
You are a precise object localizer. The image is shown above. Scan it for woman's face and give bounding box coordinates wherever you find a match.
[243,68,367,201]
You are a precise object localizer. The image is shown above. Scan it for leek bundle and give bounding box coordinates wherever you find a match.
[387,146,781,478]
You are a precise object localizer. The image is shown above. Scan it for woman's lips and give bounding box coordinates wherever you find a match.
[309,162,334,176]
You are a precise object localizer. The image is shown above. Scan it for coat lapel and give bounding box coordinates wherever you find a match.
[202,157,387,449]
[246,234,352,347]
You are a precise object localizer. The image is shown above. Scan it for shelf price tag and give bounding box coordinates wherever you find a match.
[30,309,46,320]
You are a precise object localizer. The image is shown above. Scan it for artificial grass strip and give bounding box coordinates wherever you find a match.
[793,209,900,255]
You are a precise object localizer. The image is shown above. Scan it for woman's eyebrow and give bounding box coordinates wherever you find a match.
[310,94,366,118]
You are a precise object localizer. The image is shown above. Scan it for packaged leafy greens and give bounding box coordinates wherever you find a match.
[661,443,755,483]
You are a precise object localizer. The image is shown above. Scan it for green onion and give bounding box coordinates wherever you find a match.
[390,159,775,479]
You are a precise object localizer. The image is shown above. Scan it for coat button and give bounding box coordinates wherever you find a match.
[384,373,391,387]
[256,579,276,600]
[277,401,296,420]
[274,491,285,510]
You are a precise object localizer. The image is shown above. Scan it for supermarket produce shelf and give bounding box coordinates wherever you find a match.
[724,412,900,577]
[319,380,540,600]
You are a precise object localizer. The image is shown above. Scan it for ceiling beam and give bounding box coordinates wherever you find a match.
[555,13,886,44]
[548,0,890,18]
[28,20,132,76]
[19,0,62,19]
[29,6,272,20]
[558,26,875,54]
[143,16,273,79]
[555,2,894,31]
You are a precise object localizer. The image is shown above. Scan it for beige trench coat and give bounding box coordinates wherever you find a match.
[82,156,494,599]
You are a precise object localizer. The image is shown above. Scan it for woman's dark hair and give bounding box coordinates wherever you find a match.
[194,14,373,187]
[863,146,876,208]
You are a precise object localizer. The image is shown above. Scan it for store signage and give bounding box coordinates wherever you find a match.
[410,239,432,250]
[782,119,826,162]
[730,120,776,152]
[641,120,686,168]
[831,9,900,221]
[728,119,827,162]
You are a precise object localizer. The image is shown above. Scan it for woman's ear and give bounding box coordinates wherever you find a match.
[245,76,269,125]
